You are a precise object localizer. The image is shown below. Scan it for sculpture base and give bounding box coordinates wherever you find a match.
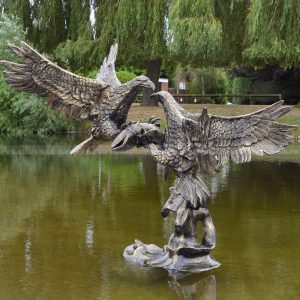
[123,240,220,274]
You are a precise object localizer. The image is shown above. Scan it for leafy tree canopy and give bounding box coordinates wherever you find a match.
[244,0,300,67]
[169,0,223,66]
[170,0,300,68]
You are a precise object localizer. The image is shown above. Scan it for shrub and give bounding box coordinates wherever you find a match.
[116,69,136,83]
[85,68,99,79]
[232,77,253,104]
[0,14,72,135]
[85,67,139,83]
[174,66,229,104]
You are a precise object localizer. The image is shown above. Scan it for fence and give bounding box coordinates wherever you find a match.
[172,93,282,105]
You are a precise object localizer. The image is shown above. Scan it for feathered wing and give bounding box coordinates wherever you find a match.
[96,43,121,86]
[184,101,296,167]
[0,42,108,120]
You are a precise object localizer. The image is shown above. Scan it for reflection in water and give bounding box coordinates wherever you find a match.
[86,220,94,251]
[24,231,32,274]
[0,137,300,299]
[207,164,229,198]
[168,275,216,300]
[99,247,112,300]
[98,160,102,194]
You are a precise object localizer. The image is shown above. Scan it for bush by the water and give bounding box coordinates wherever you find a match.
[0,14,73,135]
[232,77,253,104]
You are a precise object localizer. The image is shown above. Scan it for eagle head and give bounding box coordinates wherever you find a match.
[134,75,155,90]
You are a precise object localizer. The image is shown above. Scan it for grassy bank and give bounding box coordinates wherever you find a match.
[128,103,300,136]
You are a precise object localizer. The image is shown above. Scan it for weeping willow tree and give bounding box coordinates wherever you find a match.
[115,0,168,105]
[53,0,94,72]
[169,0,249,67]
[215,0,249,66]
[65,0,92,41]
[2,0,92,53]
[69,0,119,74]
[169,0,223,66]
[170,0,300,69]
[2,0,66,52]
[3,0,300,100]
[93,0,118,53]
[6,0,33,40]
[243,0,300,67]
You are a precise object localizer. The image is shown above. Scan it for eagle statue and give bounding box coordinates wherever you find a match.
[111,91,296,273]
[0,42,154,154]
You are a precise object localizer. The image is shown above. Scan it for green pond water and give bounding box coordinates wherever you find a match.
[0,136,300,300]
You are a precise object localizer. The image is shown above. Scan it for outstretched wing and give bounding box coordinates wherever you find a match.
[96,43,121,86]
[184,101,296,166]
[0,42,108,120]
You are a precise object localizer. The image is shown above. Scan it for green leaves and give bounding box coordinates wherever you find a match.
[114,0,168,65]
[169,0,223,66]
[243,0,300,67]
[0,14,73,135]
[170,0,300,68]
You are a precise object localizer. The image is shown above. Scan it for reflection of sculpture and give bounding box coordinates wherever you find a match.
[0,42,154,154]
[112,91,296,273]
[168,274,216,300]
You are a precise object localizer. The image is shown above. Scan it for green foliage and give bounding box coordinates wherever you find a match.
[83,65,143,81]
[92,0,118,63]
[116,70,136,83]
[4,0,92,53]
[169,0,223,66]
[160,60,177,87]
[174,66,229,103]
[232,77,253,104]
[200,68,229,94]
[0,14,72,135]
[115,0,168,65]
[66,0,92,41]
[186,82,201,94]
[54,39,95,72]
[215,0,248,66]
[170,0,300,68]
[243,0,300,67]
[0,78,69,135]
[4,0,300,70]
[85,68,99,79]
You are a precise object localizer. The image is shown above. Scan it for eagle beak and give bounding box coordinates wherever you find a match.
[141,80,155,91]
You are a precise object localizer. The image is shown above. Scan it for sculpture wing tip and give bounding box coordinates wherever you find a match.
[70,136,95,155]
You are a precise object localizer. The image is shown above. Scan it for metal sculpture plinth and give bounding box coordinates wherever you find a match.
[122,172,220,273]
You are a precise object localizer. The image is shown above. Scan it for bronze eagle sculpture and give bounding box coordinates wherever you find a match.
[111,91,296,273]
[0,42,154,154]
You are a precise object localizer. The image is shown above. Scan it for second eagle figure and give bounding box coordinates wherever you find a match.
[112,91,296,274]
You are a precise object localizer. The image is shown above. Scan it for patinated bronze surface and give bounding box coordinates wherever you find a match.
[112,91,296,274]
[0,42,154,154]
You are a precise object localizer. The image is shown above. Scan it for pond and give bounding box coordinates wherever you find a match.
[0,136,299,300]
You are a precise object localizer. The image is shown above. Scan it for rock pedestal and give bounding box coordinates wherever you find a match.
[123,172,220,274]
